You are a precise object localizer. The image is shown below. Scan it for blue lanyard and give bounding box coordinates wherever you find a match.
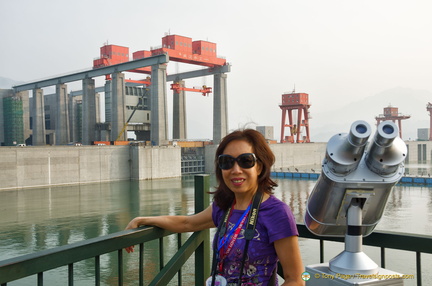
[217,203,251,253]
[209,192,263,286]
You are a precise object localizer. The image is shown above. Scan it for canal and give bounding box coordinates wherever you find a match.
[0,175,431,285]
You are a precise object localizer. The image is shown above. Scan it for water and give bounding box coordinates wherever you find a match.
[0,176,431,285]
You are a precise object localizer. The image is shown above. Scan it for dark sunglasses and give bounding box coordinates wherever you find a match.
[218,153,257,170]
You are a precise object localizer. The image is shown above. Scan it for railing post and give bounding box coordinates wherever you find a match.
[37,272,43,286]
[68,263,73,286]
[95,255,100,286]
[159,237,164,270]
[380,247,386,268]
[177,233,182,285]
[194,174,210,212]
[139,243,144,286]
[118,249,124,286]
[416,252,422,286]
[320,239,324,263]
[194,174,211,285]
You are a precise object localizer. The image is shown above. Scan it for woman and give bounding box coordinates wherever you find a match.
[125,129,304,285]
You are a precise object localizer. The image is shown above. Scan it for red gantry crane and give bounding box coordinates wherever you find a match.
[280,92,311,143]
[375,105,410,139]
[170,83,212,96]
[93,34,227,72]
[93,34,226,87]
[92,34,224,141]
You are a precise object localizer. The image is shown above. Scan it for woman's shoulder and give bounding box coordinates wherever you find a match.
[261,194,287,209]
[260,195,295,220]
[258,194,299,240]
[211,201,225,226]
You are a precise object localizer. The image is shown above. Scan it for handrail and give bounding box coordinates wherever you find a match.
[0,226,175,285]
[297,224,432,254]
[149,231,207,286]
[2,224,431,285]
[0,174,211,286]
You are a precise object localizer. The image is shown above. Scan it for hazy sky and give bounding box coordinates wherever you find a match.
[1,0,431,141]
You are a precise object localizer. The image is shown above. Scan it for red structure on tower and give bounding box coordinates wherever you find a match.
[375,105,410,139]
[427,103,432,141]
[93,44,129,68]
[280,92,311,143]
[93,34,226,72]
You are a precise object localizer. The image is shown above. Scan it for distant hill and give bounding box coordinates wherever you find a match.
[310,87,432,142]
[0,76,24,89]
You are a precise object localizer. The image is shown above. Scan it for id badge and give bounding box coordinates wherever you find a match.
[206,274,227,286]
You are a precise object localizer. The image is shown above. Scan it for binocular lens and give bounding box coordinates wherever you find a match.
[355,124,368,134]
[382,124,394,135]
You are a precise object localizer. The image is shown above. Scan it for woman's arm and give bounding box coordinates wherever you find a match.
[124,205,215,253]
[274,236,305,286]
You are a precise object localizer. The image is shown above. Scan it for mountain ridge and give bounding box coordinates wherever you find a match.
[0,76,25,89]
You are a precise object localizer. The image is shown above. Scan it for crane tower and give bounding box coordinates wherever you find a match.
[279,92,311,143]
[427,102,432,141]
[375,105,410,139]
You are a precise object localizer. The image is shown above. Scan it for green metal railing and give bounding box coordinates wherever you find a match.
[0,175,211,286]
[0,227,207,286]
[1,175,432,285]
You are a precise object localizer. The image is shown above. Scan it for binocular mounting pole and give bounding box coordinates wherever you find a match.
[330,198,379,275]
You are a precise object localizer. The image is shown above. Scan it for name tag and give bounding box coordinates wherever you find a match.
[206,274,227,286]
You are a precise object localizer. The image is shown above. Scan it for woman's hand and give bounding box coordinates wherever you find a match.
[124,217,144,253]
[125,217,142,231]
[123,206,215,254]
[124,245,135,253]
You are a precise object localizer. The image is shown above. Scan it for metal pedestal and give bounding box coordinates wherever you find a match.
[305,202,403,285]
[306,263,404,286]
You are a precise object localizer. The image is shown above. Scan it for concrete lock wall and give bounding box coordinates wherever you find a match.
[405,141,432,162]
[270,143,327,171]
[0,145,181,191]
[204,143,327,174]
[130,145,181,180]
[2,141,431,190]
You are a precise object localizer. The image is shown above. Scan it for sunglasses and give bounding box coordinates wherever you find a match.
[218,153,257,170]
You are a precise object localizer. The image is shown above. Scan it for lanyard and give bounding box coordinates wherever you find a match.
[217,202,251,271]
[210,192,264,286]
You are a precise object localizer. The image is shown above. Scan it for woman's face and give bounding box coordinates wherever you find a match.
[221,140,262,197]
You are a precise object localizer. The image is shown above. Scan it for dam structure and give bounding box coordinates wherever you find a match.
[0,140,431,190]
[0,34,232,185]
[1,34,432,190]
[1,34,231,148]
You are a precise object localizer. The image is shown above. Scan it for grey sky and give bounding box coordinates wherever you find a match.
[1,0,431,141]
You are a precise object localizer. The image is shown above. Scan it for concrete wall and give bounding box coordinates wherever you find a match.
[406,141,432,162]
[0,145,181,190]
[204,144,218,173]
[205,141,432,174]
[130,145,181,180]
[270,143,326,171]
[204,142,327,174]
[2,141,429,190]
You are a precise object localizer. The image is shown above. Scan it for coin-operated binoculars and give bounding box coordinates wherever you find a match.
[304,120,407,285]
